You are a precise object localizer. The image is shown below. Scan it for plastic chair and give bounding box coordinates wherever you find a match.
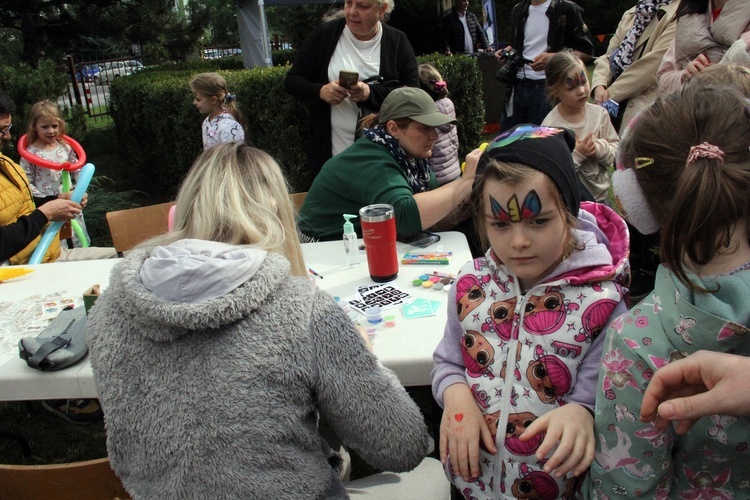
[0,457,129,499]
[291,192,307,212]
[106,202,175,255]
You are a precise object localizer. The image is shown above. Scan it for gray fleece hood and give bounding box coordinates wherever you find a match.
[140,239,267,303]
[105,240,290,343]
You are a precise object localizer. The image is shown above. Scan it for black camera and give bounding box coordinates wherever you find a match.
[495,48,526,84]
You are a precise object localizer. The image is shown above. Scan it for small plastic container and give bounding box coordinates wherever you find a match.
[335,296,351,314]
[364,306,384,325]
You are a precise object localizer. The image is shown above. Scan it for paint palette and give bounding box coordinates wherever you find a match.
[411,273,455,292]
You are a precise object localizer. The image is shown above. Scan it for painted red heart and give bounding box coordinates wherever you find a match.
[455,413,464,422]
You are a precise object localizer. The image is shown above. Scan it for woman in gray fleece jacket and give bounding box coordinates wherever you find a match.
[87,143,448,499]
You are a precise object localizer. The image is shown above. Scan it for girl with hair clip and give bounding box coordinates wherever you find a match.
[432,124,630,499]
[586,85,750,498]
[20,100,89,248]
[418,63,460,185]
[542,51,619,204]
[190,72,246,149]
[86,142,449,499]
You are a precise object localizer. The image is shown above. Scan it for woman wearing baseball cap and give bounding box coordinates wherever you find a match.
[298,87,480,241]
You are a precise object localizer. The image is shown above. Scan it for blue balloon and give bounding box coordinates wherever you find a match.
[29,163,95,265]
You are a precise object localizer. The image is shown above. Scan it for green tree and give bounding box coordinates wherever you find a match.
[0,0,213,67]
[266,4,339,49]
[205,0,240,46]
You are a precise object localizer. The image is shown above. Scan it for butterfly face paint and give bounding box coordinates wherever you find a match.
[556,66,590,111]
[484,174,568,292]
[490,190,542,223]
[566,71,586,90]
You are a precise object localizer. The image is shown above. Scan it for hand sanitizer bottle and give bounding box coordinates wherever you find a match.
[343,214,359,267]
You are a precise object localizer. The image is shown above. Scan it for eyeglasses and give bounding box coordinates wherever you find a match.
[0,124,11,136]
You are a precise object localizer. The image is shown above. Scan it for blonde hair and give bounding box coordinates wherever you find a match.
[418,63,449,101]
[545,51,586,105]
[688,64,750,97]
[189,72,246,127]
[27,100,67,145]
[146,143,307,277]
[473,160,579,258]
[327,0,395,22]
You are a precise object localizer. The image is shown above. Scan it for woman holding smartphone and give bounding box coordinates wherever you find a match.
[298,88,477,244]
[284,0,419,177]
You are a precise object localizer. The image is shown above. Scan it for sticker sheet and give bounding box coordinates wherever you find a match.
[348,284,413,314]
[0,292,83,355]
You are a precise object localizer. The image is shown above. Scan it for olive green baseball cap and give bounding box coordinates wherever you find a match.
[378,87,458,127]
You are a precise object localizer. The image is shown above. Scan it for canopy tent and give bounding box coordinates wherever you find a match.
[237,0,339,68]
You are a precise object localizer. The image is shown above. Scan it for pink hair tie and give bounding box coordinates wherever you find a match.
[434,80,447,89]
[686,142,724,166]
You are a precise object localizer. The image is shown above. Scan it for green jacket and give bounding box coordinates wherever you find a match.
[297,137,438,240]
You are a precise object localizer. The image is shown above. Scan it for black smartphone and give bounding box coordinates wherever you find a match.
[397,231,441,248]
[339,70,359,89]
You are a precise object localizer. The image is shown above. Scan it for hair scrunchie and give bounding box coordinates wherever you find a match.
[686,142,724,166]
[224,93,236,103]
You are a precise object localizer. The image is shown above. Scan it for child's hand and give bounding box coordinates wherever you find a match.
[519,403,594,478]
[575,133,596,159]
[439,383,497,482]
[59,191,88,209]
[681,54,711,83]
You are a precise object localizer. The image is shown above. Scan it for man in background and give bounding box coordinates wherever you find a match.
[441,0,490,55]
[496,0,593,131]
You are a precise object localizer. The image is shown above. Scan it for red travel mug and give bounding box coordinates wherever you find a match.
[359,204,398,282]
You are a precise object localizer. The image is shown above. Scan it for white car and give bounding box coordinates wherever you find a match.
[93,60,143,85]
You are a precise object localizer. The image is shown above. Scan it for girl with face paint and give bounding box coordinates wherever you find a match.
[432,125,630,499]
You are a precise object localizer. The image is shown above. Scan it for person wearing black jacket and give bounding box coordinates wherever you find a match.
[495,0,594,132]
[285,1,419,177]
[441,0,490,55]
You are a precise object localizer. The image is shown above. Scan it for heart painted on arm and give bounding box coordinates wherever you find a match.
[455,413,464,422]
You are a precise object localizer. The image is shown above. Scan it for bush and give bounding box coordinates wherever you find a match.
[272,49,296,67]
[0,59,68,133]
[108,54,484,198]
[109,66,309,198]
[417,54,484,159]
[83,176,144,247]
[63,104,89,138]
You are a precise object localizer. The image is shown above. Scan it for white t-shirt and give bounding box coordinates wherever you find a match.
[518,0,551,80]
[459,12,474,53]
[329,24,383,157]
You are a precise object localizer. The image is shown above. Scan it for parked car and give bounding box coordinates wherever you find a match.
[93,60,143,85]
[74,64,101,83]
